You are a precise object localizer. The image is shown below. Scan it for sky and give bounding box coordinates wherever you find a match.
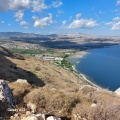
[0,0,120,36]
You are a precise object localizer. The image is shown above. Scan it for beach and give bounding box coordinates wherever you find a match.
[70,50,102,90]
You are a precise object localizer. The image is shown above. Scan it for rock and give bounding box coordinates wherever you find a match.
[22,114,45,120]
[14,113,19,119]
[0,117,3,120]
[10,116,14,119]
[73,114,81,120]
[16,79,28,83]
[90,103,97,108]
[27,102,37,113]
[26,111,31,116]
[0,80,15,118]
[115,88,120,96]
[36,114,45,120]
[47,116,61,120]
[22,115,38,120]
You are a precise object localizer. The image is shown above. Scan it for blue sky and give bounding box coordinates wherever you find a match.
[0,0,120,36]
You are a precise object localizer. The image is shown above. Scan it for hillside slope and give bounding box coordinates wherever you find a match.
[1,46,120,120]
[0,46,84,90]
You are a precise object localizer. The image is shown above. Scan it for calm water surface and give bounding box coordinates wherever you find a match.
[70,45,120,91]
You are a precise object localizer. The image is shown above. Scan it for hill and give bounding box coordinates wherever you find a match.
[1,46,120,120]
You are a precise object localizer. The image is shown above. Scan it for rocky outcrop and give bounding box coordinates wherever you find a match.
[21,114,45,120]
[47,116,61,120]
[21,115,61,120]
[0,80,15,118]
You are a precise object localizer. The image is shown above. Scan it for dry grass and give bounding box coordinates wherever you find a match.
[72,89,120,120]
[8,82,120,120]
[7,56,84,90]
[9,82,31,105]
[2,53,120,120]
[24,88,84,117]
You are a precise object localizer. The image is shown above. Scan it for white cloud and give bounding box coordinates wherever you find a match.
[0,0,47,12]
[32,0,47,12]
[117,0,120,5]
[113,17,120,21]
[67,18,98,29]
[105,22,113,25]
[33,13,54,28]
[1,21,5,24]
[9,0,30,10]
[62,20,66,26]
[8,24,11,26]
[0,0,30,11]
[106,17,120,30]
[51,1,62,8]
[20,21,29,28]
[14,10,24,21]
[112,22,120,30]
[76,13,82,19]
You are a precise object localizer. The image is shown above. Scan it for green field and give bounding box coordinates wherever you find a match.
[11,48,54,55]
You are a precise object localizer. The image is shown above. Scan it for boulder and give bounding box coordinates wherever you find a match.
[16,79,28,83]
[21,114,45,120]
[0,80,15,118]
[47,116,61,120]
[27,102,37,113]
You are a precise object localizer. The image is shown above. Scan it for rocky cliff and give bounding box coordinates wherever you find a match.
[0,80,15,119]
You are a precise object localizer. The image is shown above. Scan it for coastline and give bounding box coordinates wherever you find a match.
[69,50,102,90]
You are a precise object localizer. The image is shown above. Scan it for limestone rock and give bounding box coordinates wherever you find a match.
[0,80,15,118]
[21,114,45,120]
[47,116,61,120]
[27,102,37,113]
[90,103,97,108]
[16,79,28,83]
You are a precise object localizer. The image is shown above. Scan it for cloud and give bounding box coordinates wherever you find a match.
[105,22,113,25]
[33,13,54,28]
[117,0,120,5]
[8,24,11,26]
[9,0,30,10]
[14,10,24,21]
[51,1,62,8]
[32,0,47,12]
[0,0,47,12]
[0,0,30,11]
[62,20,67,26]
[76,13,82,19]
[106,17,120,30]
[113,17,120,21]
[0,0,9,11]
[20,21,29,28]
[67,14,98,29]
[1,21,5,24]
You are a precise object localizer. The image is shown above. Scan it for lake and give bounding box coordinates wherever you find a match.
[70,45,120,91]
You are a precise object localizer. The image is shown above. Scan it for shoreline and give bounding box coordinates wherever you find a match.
[69,50,102,90]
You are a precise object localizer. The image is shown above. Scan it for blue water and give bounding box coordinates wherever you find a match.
[70,45,120,91]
